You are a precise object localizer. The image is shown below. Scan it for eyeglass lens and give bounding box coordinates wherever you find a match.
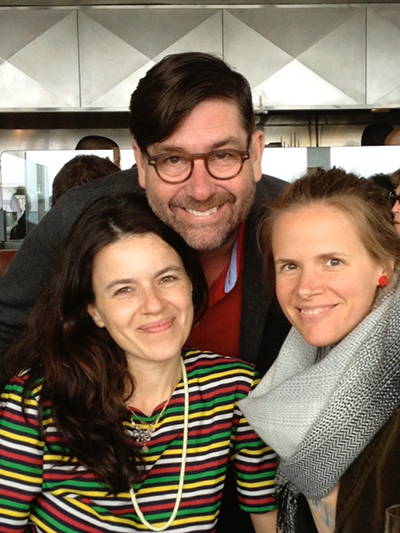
[156,151,245,181]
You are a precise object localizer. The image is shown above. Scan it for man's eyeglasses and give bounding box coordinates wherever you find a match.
[144,138,251,184]
[389,189,400,207]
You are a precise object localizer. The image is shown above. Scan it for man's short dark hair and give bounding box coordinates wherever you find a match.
[129,52,255,152]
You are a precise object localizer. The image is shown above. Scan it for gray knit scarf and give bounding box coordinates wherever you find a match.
[240,276,400,532]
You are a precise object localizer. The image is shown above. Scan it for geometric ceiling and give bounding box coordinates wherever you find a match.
[78,8,222,108]
[225,7,366,109]
[367,6,400,107]
[1,5,400,110]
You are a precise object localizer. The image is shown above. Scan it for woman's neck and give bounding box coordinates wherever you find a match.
[126,356,182,417]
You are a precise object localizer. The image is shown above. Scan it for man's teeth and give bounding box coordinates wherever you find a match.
[186,206,219,217]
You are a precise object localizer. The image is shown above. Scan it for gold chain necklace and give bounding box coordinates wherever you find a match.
[130,356,189,532]
[131,394,172,452]
[130,364,181,453]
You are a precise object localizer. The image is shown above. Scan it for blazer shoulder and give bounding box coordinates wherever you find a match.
[255,174,288,205]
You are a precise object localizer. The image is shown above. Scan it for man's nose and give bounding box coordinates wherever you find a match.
[184,159,217,200]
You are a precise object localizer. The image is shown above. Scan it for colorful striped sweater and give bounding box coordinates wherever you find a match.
[0,349,277,532]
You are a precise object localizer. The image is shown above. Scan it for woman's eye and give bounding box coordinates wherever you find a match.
[327,258,342,267]
[114,286,132,296]
[282,263,297,271]
[160,275,177,284]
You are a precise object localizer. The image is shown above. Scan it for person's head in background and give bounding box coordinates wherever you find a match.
[369,172,394,193]
[259,167,400,347]
[52,155,120,206]
[389,168,400,236]
[385,127,400,146]
[75,135,121,168]
[129,51,264,252]
[361,122,394,146]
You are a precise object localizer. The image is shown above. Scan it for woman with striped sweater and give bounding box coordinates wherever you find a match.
[0,194,277,533]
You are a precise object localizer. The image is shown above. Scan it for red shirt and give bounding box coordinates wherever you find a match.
[187,223,245,358]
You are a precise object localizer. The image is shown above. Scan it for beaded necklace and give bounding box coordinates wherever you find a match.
[129,356,189,532]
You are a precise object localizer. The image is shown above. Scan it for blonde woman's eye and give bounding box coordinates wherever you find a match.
[327,258,341,267]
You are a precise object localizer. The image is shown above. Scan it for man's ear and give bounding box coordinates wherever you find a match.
[132,141,146,189]
[87,303,105,329]
[250,129,265,183]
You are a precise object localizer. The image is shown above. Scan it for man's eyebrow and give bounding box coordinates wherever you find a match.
[151,136,244,154]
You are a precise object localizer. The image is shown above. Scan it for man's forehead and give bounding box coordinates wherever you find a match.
[147,100,247,153]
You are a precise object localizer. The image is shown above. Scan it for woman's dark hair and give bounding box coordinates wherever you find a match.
[259,167,400,291]
[129,52,255,152]
[5,193,207,494]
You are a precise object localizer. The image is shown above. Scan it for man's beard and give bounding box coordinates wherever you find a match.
[146,186,255,252]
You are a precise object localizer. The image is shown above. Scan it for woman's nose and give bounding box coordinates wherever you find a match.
[296,270,324,299]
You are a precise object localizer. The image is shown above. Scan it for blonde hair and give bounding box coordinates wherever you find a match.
[259,167,400,288]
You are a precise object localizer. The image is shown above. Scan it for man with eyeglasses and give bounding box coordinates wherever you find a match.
[0,50,289,533]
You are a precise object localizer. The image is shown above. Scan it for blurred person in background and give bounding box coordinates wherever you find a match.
[75,135,121,168]
[361,122,393,146]
[389,168,400,236]
[52,154,120,206]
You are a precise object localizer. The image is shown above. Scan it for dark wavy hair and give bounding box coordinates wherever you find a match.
[259,167,400,291]
[129,52,255,152]
[5,193,207,494]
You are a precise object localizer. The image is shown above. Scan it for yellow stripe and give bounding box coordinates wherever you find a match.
[2,392,38,408]
[188,367,253,384]
[136,475,226,494]
[0,467,40,485]
[67,497,134,524]
[0,429,43,447]
[155,439,230,457]
[237,479,275,489]
[0,509,29,518]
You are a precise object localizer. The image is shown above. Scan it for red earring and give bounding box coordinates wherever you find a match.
[378,275,389,288]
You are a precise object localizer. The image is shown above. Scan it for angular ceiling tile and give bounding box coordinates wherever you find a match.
[152,11,222,61]
[88,61,154,110]
[367,9,400,104]
[78,12,149,106]
[0,8,73,60]
[0,62,75,109]
[8,12,79,107]
[228,6,362,58]
[89,13,223,110]
[298,11,365,103]
[254,60,358,108]
[224,11,292,88]
[81,8,219,59]
[369,6,400,33]
[371,84,400,108]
